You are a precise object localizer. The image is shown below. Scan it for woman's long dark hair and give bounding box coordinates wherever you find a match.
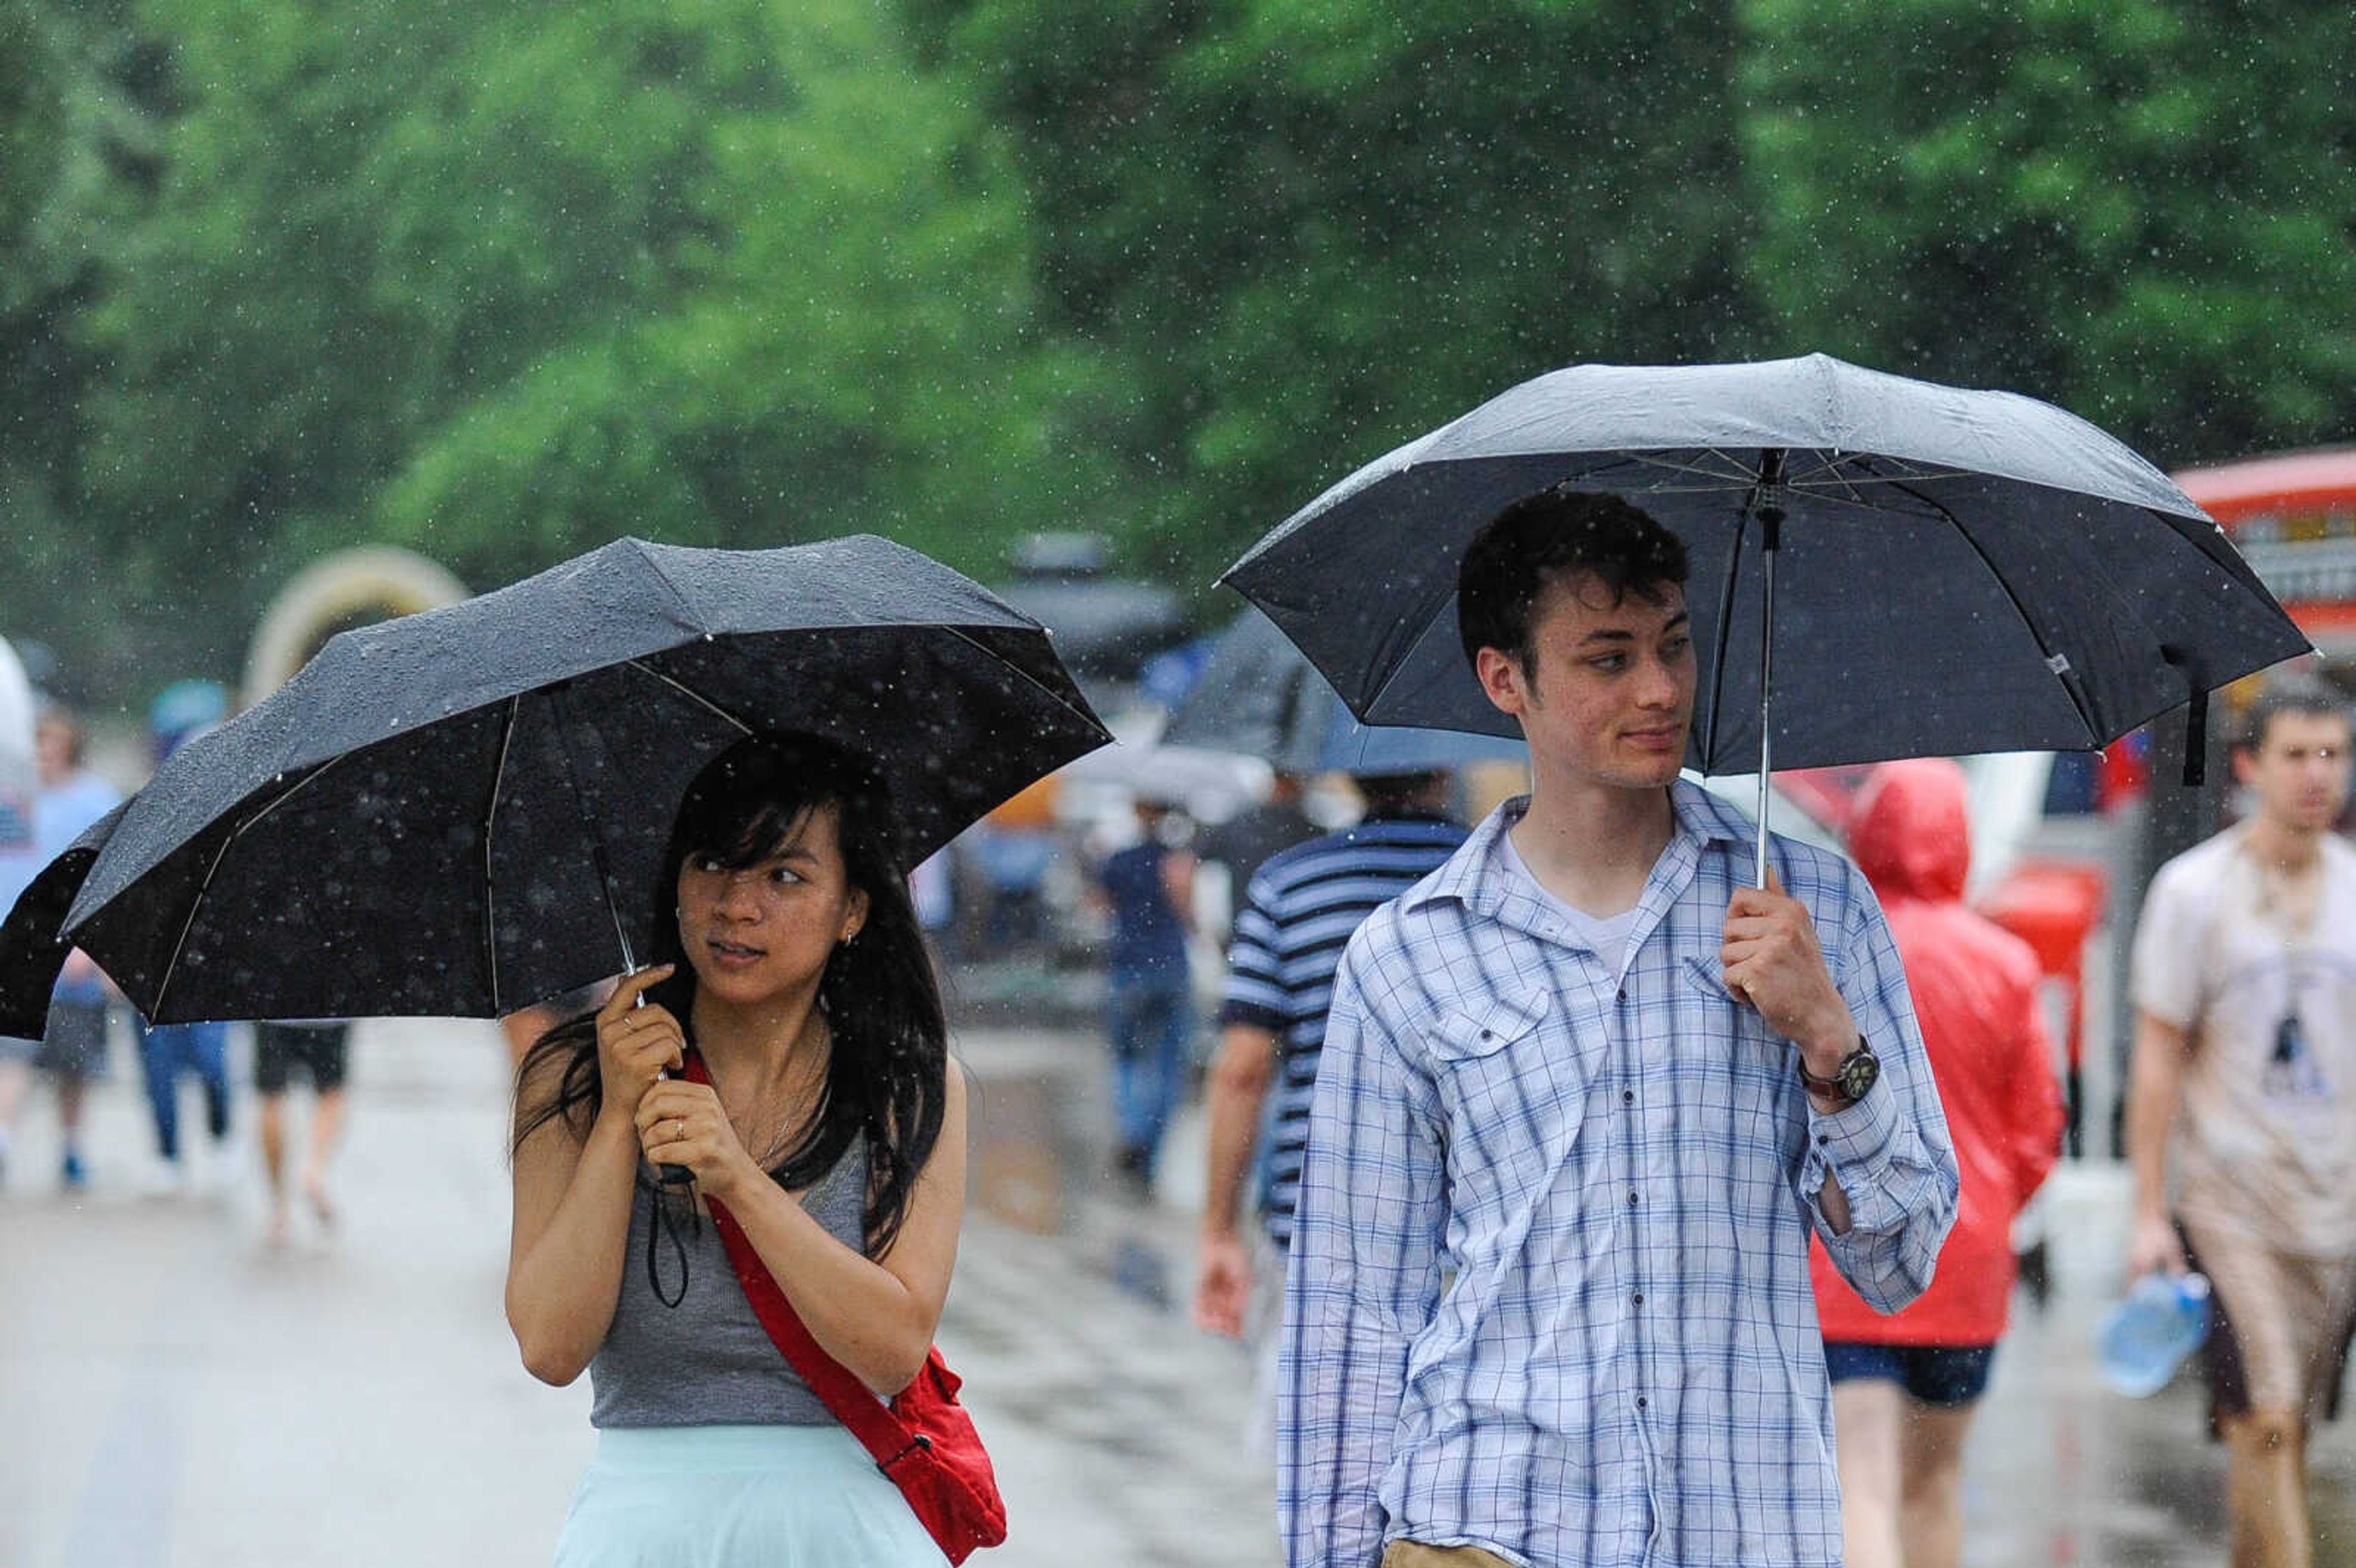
[513,732,949,1258]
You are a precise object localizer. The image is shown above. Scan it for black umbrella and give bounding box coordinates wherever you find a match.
[1163,609,1526,777]
[1223,355,2310,882]
[0,535,1109,1031]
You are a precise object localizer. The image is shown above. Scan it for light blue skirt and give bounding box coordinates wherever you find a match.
[553,1425,949,1567]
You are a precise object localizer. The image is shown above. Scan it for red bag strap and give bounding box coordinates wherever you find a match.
[678,1052,915,1469]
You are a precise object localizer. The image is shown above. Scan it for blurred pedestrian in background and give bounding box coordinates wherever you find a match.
[908,846,956,963]
[1193,767,1465,1457]
[134,680,235,1194]
[32,706,123,1189]
[0,636,40,1188]
[254,1019,350,1243]
[1094,792,1195,1191]
[969,775,1059,954]
[2125,672,2356,1568]
[1196,768,1319,934]
[1812,758,2063,1568]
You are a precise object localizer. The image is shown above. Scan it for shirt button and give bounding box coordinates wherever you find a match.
[1616,988,1627,1003]
[1633,1292,1644,1306]
[1817,1133,1831,1146]
[1636,1396,1649,1409]
[1628,1191,1639,1205]
[1623,1090,1635,1104]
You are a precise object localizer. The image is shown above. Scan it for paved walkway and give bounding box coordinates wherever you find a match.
[0,1015,1268,1567]
[6,1011,2356,1566]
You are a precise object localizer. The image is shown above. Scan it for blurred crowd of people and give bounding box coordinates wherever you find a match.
[0,673,351,1245]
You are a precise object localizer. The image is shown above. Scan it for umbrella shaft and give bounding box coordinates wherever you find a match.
[1754,501,1782,891]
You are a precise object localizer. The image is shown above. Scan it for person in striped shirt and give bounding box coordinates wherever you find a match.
[1279,487,1957,1568]
[1193,769,1468,1449]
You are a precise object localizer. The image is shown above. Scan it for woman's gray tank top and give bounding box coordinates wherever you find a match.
[589,1143,867,1428]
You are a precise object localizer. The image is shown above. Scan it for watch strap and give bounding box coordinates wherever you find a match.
[1798,1035,1874,1101]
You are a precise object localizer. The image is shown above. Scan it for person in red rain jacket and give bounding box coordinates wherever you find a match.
[1811,758,2064,1568]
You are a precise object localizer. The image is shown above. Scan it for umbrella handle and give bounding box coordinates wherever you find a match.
[655,1080,698,1185]
[633,985,699,1188]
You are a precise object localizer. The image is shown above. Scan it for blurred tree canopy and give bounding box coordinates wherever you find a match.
[1738,0,2356,466]
[24,0,1113,698]
[0,0,2350,707]
[909,0,1753,589]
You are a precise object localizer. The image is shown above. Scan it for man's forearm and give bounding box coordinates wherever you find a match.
[2126,1013,2187,1220]
[1816,1170,1852,1235]
[1203,1024,1277,1235]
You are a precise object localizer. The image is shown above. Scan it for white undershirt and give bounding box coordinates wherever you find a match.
[1496,831,1642,981]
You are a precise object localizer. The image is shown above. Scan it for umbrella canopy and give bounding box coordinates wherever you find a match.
[1164,609,1527,777]
[1224,355,2309,778]
[0,535,1109,1030]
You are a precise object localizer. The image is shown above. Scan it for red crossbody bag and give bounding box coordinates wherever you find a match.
[682,1056,1007,1564]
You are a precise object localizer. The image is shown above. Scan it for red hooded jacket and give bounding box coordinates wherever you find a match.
[1811,759,2064,1346]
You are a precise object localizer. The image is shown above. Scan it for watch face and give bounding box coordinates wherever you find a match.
[1836,1048,1881,1102]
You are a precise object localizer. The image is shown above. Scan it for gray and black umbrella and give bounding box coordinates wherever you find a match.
[1223,355,2310,880]
[1163,609,1526,777]
[0,534,1109,1031]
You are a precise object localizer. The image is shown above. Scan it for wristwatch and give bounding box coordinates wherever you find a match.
[1796,1035,1880,1107]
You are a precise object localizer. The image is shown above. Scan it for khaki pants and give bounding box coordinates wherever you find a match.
[1381,1542,1517,1568]
[2182,1216,2356,1423]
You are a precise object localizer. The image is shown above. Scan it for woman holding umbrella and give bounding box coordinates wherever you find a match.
[507,732,964,1566]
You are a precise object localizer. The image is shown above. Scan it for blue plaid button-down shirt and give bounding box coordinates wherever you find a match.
[1279,783,1957,1568]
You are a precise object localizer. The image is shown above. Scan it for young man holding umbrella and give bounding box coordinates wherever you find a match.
[1279,488,1957,1568]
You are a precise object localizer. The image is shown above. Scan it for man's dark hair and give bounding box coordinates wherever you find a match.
[2236,671,2353,755]
[1456,487,1688,671]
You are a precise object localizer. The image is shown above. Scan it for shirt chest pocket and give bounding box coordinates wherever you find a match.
[1425,987,1589,1164]
[1680,956,1796,1093]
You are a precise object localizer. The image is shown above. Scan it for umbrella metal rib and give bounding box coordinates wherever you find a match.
[1607,449,1973,510]
[151,836,236,1021]
[1352,557,1493,748]
[150,752,348,1018]
[1877,474,2102,748]
[937,625,1111,732]
[547,682,641,979]
[623,658,758,736]
[482,696,520,1016]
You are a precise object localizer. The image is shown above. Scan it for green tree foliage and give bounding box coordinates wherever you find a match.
[371,2,1115,591]
[67,0,1109,684]
[913,0,1754,591]
[0,0,173,695]
[1738,0,2356,466]
[10,0,2356,708]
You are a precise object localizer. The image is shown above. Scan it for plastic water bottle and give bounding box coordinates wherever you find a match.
[2096,1271,2212,1397]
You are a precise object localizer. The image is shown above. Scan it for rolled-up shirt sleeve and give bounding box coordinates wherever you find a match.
[1797,876,1958,1313]
[1218,868,1289,1032]
[1278,939,1447,1568]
